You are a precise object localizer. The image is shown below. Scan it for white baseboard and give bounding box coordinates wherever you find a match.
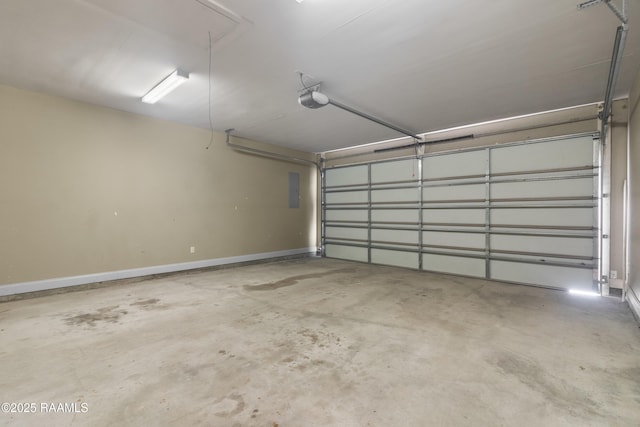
[0,247,316,297]
[627,286,640,323]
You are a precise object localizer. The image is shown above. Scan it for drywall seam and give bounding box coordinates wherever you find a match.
[0,247,315,297]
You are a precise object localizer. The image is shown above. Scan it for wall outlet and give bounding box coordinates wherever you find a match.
[190,246,196,254]
[610,270,618,280]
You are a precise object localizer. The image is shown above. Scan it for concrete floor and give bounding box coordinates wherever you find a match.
[0,257,639,427]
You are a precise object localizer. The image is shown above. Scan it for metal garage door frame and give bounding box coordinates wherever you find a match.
[322,132,604,293]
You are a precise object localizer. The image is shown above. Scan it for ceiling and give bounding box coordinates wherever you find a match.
[0,0,638,153]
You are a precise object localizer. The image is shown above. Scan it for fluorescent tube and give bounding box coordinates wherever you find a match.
[141,69,189,104]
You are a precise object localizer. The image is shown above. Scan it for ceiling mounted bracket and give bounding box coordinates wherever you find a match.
[577,0,628,24]
[297,83,321,95]
[297,72,321,95]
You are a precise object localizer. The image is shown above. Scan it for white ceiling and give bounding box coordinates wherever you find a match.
[1,0,638,152]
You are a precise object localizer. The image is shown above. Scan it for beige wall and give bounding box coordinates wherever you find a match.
[610,100,629,288]
[0,84,316,286]
[627,69,640,319]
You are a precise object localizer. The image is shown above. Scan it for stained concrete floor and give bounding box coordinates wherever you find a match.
[1,257,639,427]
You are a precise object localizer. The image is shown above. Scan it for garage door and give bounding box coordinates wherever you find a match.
[323,133,600,292]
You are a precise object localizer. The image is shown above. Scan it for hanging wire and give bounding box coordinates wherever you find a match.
[299,72,322,93]
[206,31,215,150]
[299,72,308,90]
[299,72,313,92]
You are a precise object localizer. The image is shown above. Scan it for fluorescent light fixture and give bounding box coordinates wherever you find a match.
[296,0,304,3]
[568,289,601,297]
[141,69,189,104]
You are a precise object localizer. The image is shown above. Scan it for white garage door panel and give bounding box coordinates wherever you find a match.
[325,190,368,204]
[491,178,595,199]
[491,137,595,173]
[371,209,419,223]
[372,249,419,269]
[326,165,368,186]
[423,184,485,201]
[491,234,593,257]
[372,229,418,245]
[325,227,367,241]
[423,209,485,224]
[372,188,419,203]
[325,245,368,263]
[491,208,595,227]
[372,159,418,183]
[325,210,368,222]
[423,253,485,277]
[423,150,487,179]
[491,261,593,291]
[423,231,485,249]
